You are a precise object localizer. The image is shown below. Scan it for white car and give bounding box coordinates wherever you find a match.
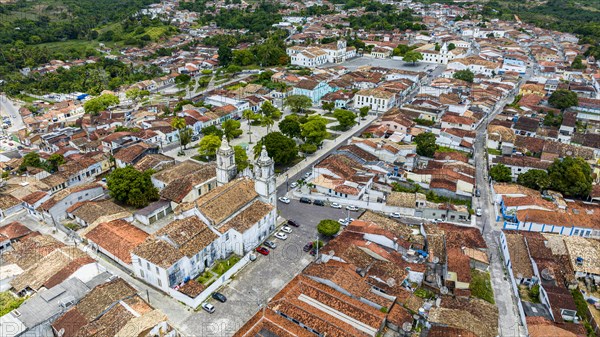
[290,182,298,188]
[330,203,342,209]
[281,226,292,233]
[303,172,311,179]
[476,207,482,217]
[201,302,215,313]
[345,205,359,211]
[390,212,401,218]
[275,232,288,240]
[278,197,291,204]
[338,218,348,226]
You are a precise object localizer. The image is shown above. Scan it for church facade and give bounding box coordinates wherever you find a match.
[131,137,278,293]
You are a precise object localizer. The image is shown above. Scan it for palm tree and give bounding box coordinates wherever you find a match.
[242,109,256,144]
[261,115,274,133]
[171,117,187,151]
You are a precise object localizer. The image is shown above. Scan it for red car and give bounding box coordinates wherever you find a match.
[256,247,270,255]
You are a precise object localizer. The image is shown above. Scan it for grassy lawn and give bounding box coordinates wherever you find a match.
[487,148,502,156]
[518,284,540,303]
[0,291,25,317]
[470,269,495,304]
[414,287,435,299]
[196,270,216,285]
[212,255,241,276]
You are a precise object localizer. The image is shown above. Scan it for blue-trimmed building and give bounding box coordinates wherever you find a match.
[292,80,333,104]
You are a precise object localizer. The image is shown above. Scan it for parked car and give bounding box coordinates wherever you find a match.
[278,197,291,204]
[256,247,270,255]
[303,242,313,252]
[290,182,298,188]
[287,219,300,227]
[275,232,288,240]
[390,212,401,218]
[476,207,482,217]
[345,205,359,211]
[201,303,215,313]
[299,197,312,204]
[330,203,342,209]
[338,218,348,226]
[191,136,199,142]
[303,172,311,179]
[313,199,325,206]
[212,292,227,303]
[264,240,277,249]
[281,226,292,233]
[475,188,481,197]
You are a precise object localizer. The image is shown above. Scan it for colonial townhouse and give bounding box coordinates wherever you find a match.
[292,79,333,104]
[353,88,396,113]
[36,183,104,224]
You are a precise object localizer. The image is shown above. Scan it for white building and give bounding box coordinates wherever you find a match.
[287,40,356,67]
[131,141,277,294]
[354,88,396,113]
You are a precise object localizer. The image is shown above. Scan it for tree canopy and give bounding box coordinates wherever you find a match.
[254,132,298,166]
[453,69,475,83]
[414,132,437,157]
[490,164,512,182]
[107,166,159,208]
[285,95,312,113]
[234,145,249,171]
[301,115,329,145]
[403,50,423,65]
[548,89,578,110]
[84,94,120,115]
[333,109,356,130]
[517,169,551,191]
[317,219,341,237]
[547,157,592,197]
[222,119,243,141]
[198,134,222,158]
[279,114,302,139]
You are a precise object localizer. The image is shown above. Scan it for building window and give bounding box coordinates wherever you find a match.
[574,229,579,236]
[140,270,144,278]
[146,262,150,270]
[156,266,159,274]
[157,279,162,287]
[225,233,229,241]
[138,259,142,266]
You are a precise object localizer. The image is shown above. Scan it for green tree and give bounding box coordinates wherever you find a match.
[517,169,551,191]
[84,94,120,115]
[47,153,65,172]
[547,157,592,197]
[490,164,512,182]
[285,95,312,113]
[299,142,317,154]
[543,111,563,127]
[175,74,192,87]
[171,117,190,150]
[260,115,274,133]
[453,69,475,83]
[260,101,281,119]
[232,49,255,66]
[242,109,259,143]
[359,106,370,119]
[571,56,585,70]
[301,115,329,145]
[19,152,42,172]
[233,145,249,171]
[201,125,224,138]
[403,50,423,65]
[107,167,159,208]
[549,89,578,110]
[322,101,335,113]
[179,128,193,150]
[218,45,233,66]
[254,132,298,166]
[222,119,243,141]
[198,134,222,159]
[333,108,356,130]
[317,219,340,237]
[448,43,456,51]
[414,132,438,157]
[279,114,302,139]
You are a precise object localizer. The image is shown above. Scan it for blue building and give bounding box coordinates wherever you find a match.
[292,79,333,104]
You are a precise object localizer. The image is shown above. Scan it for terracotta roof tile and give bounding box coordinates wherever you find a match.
[84,219,149,264]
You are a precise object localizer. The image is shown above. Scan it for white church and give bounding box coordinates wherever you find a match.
[131,136,278,293]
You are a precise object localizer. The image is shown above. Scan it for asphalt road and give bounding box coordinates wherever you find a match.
[0,94,25,132]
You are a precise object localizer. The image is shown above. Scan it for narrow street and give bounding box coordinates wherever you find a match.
[472,69,532,337]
